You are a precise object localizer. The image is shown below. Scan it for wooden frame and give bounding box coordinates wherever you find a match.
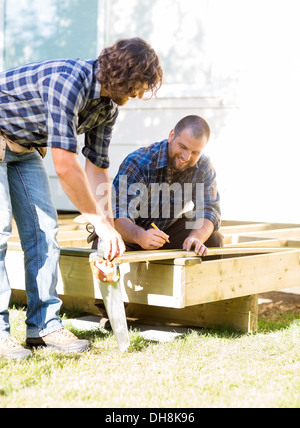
[7,217,300,333]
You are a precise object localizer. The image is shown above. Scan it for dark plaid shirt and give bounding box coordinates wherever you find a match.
[113,139,221,231]
[0,58,118,167]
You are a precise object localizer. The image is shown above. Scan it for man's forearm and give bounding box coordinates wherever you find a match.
[115,217,170,250]
[52,149,96,213]
[85,158,114,226]
[52,148,111,229]
[115,217,144,244]
[188,218,214,243]
[52,148,126,259]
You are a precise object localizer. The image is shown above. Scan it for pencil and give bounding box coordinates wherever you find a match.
[151,223,170,243]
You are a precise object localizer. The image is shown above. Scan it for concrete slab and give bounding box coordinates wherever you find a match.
[64,316,190,343]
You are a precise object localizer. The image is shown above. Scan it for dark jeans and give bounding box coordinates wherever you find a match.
[124,217,224,252]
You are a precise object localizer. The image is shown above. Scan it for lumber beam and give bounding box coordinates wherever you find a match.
[58,246,295,265]
[57,248,300,308]
[7,217,300,334]
[126,295,258,333]
[184,249,300,305]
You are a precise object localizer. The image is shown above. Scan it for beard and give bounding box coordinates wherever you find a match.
[168,154,192,172]
[110,95,129,106]
[105,90,129,106]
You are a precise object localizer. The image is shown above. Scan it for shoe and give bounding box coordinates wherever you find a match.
[26,329,90,353]
[0,336,32,360]
[99,317,111,330]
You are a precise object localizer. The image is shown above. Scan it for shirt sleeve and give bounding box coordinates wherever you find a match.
[112,154,148,221]
[82,107,119,168]
[200,157,221,230]
[39,72,89,152]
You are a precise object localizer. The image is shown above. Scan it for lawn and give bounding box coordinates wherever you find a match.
[0,304,299,408]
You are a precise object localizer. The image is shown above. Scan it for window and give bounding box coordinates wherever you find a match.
[2,0,99,71]
[103,0,217,97]
[0,0,219,98]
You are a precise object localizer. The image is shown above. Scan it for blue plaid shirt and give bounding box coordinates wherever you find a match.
[0,59,118,168]
[113,140,221,231]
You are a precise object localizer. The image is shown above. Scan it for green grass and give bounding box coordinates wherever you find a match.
[0,306,299,408]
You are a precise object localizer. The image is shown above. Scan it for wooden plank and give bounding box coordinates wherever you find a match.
[116,246,294,262]
[7,239,89,251]
[58,248,300,308]
[60,248,201,263]
[220,222,299,235]
[57,225,87,232]
[11,286,258,332]
[118,262,185,308]
[221,223,300,244]
[59,246,294,265]
[225,238,284,248]
[58,255,100,299]
[57,214,80,224]
[206,246,293,256]
[113,249,197,263]
[184,249,300,306]
[58,295,101,316]
[8,241,294,256]
[57,230,89,240]
[9,246,300,311]
[226,239,300,248]
[236,227,300,241]
[220,223,276,234]
[56,238,90,248]
[58,254,186,308]
[220,220,299,228]
[7,217,300,334]
[126,295,258,333]
[286,240,300,248]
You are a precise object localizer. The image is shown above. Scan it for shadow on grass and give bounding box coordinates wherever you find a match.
[67,325,112,342]
[10,303,298,353]
[66,318,297,354]
[257,312,299,333]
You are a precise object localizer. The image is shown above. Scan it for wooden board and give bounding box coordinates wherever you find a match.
[126,295,258,333]
[56,247,300,309]
[7,217,300,333]
[60,245,296,264]
[184,249,300,305]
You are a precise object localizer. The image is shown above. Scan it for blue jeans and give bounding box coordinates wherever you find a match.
[0,147,63,338]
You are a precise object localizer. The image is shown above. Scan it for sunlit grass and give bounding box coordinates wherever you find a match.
[0,306,299,408]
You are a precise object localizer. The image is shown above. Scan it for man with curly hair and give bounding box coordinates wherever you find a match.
[0,37,163,359]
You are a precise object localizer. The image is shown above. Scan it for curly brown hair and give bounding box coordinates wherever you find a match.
[97,37,163,100]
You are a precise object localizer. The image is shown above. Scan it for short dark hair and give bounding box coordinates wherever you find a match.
[98,37,163,99]
[174,115,210,140]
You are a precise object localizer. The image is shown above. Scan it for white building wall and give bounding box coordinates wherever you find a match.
[1,0,299,223]
[107,0,300,224]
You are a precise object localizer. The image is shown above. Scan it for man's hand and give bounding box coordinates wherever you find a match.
[94,222,125,261]
[137,228,170,250]
[183,218,214,256]
[183,236,208,256]
[114,218,170,250]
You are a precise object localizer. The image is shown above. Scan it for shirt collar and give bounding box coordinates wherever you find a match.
[156,139,169,169]
[90,60,117,109]
[85,60,100,100]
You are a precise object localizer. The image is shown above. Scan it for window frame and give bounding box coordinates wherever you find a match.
[99,0,221,101]
[0,0,221,101]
